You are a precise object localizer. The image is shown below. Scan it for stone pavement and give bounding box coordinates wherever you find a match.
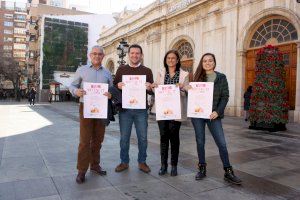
[0,101,300,200]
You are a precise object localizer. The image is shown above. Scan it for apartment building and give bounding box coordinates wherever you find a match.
[0,1,28,90]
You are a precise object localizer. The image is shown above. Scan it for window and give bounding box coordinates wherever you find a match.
[15,22,26,28]
[13,51,26,58]
[4,29,13,34]
[15,7,27,13]
[4,37,13,42]
[39,0,47,4]
[15,37,26,42]
[4,14,13,19]
[14,28,27,35]
[4,21,13,27]
[29,34,36,41]
[3,53,12,57]
[250,19,298,48]
[3,45,13,50]
[50,0,63,7]
[14,43,27,50]
[4,1,14,10]
[177,41,194,60]
[14,15,26,21]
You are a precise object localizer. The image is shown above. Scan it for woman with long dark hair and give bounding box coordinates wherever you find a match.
[191,53,242,184]
[152,50,189,176]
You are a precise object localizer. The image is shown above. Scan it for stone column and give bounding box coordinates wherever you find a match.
[293,41,300,123]
[234,50,246,117]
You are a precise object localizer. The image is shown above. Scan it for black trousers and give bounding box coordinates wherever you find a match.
[157,120,181,166]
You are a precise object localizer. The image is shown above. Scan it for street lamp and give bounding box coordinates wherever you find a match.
[117,38,129,66]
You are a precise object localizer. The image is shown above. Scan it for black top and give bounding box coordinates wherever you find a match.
[164,71,180,85]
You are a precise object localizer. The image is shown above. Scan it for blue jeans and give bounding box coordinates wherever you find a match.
[191,118,231,168]
[119,109,148,164]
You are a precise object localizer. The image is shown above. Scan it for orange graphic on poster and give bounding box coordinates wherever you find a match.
[163,109,173,115]
[194,106,203,113]
[90,107,100,113]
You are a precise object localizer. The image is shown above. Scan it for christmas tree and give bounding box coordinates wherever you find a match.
[249,45,289,131]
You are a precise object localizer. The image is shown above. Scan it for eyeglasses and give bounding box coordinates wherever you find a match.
[91,52,104,56]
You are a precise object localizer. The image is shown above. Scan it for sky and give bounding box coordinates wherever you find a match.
[68,0,155,14]
[12,0,156,14]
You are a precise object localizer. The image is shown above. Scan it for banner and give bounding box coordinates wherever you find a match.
[187,82,214,119]
[155,85,181,120]
[83,82,108,118]
[122,75,146,109]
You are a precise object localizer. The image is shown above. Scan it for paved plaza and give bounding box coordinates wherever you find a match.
[0,101,300,200]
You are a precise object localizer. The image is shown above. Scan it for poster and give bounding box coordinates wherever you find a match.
[155,85,181,120]
[187,82,214,119]
[122,75,146,109]
[83,82,108,118]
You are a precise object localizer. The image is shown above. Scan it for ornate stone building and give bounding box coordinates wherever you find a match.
[98,0,300,122]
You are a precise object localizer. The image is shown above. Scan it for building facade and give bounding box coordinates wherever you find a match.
[26,2,90,100]
[98,0,300,123]
[28,0,69,8]
[0,1,28,90]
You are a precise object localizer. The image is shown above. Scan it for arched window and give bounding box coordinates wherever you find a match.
[176,41,194,60]
[250,19,298,48]
[173,40,194,75]
[106,60,114,74]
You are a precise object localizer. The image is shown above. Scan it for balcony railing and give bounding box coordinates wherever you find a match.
[14,18,26,22]
[15,8,27,13]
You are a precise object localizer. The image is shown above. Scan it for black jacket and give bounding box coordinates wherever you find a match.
[211,72,229,118]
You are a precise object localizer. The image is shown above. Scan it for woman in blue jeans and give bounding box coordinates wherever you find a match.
[190,53,242,185]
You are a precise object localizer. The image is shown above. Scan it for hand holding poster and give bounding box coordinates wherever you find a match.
[155,85,181,120]
[83,82,108,119]
[122,75,146,109]
[187,82,214,119]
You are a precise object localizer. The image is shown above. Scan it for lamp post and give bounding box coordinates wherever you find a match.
[117,38,129,66]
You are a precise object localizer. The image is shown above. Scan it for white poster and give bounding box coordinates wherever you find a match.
[155,85,181,120]
[187,82,214,119]
[83,82,108,119]
[122,75,146,109]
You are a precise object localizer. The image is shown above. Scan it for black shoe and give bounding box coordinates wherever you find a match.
[170,166,177,176]
[158,165,168,176]
[76,172,86,184]
[195,163,206,180]
[90,165,107,176]
[224,166,242,185]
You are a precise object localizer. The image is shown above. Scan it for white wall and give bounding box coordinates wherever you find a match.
[53,71,75,90]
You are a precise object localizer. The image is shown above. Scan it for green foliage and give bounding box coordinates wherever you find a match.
[42,19,88,89]
[249,45,289,124]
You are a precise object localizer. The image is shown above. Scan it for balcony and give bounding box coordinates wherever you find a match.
[14,16,27,22]
[29,35,37,42]
[15,7,27,14]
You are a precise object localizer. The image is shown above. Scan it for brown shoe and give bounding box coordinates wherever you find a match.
[90,165,107,176]
[76,172,86,184]
[115,163,129,172]
[138,163,151,173]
